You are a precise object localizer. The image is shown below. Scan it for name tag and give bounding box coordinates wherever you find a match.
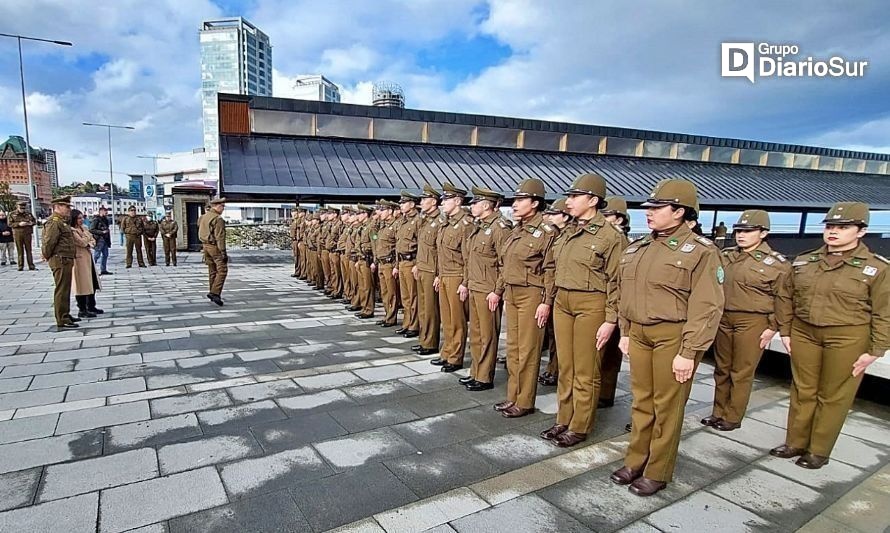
[863,266,878,276]
[533,230,542,238]
[763,257,775,266]
[680,243,696,253]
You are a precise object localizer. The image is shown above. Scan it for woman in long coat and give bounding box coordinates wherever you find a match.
[70,209,103,318]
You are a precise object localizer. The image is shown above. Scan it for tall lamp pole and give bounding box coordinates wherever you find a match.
[82,123,134,230]
[0,32,72,218]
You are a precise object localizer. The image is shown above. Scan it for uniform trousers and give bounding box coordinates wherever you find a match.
[624,321,700,483]
[786,319,870,457]
[712,311,770,423]
[49,257,74,326]
[202,244,228,296]
[439,275,469,365]
[13,230,35,269]
[504,284,546,409]
[143,237,157,266]
[162,237,177,266]
[341,255,353,299]
[469,290,502,384]
[417,270,441,350]
[356,261,375,315]
[298,243,308,277]
[292,241,299,274]
[599,328,623,403]
[544,317,559,377]
[329,252,342,296]
[378,262,398,325]
[554,290,606,434]
[399,261,419,330]
[321,250,331,287]
[124,235,145,267]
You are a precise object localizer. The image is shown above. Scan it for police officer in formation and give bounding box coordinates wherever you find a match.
[538,198,571,387]
[120,206,146,268]
[159,211,179,267]
[288,179,886,491]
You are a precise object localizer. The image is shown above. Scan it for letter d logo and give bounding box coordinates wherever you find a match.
[721,42,755,83]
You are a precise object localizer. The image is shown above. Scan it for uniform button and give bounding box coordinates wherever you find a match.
[676,261,682,265]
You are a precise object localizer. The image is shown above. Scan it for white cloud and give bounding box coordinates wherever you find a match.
[23,92,63,116]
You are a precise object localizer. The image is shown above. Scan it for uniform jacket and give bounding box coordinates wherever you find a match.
[416,208,442,274]
[120,215,144,236]
[720,242,792,331]
[159,219,179,238]
[143,219,160,238]
[497,212,557,305]
[618,222,725,359]
[374,218,398,263]
[781,243,889,357]
[198,211,226,252]
[41,213,76,265]
[464,211,512,294]
[395,209,419,259]
[8,209,36,235]
[436,209,474,280]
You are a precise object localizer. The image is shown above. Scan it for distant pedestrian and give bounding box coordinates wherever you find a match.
[9,200,37,270]
[90,206,113,275]
[0,211,13,266]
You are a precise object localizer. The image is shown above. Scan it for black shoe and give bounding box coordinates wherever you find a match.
[466,381,494,391]
[58,323,79,330]
[167,263,172,267]
[395,328,409,335]
[89,308,104,315]
[402,330,419,338]
[17,267,23,271]
[429,357,446,366]
[346,305,362,312]
[418,347,439,356]
[29,267,37,271]
[126,265,132,269]
[625,423,632,433]
[0,262,5,265]
[355,313,375,319]
[376,320,387,325]
[441,363,463,373]
[380,322,396,328]
[458,376,475,385]
[78,311,97,319]
[100,271,113,275]
[67,316,82,323]
[209,294,224,306]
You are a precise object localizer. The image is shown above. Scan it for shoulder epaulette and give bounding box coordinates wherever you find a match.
[876,254,890,264]
[694,236,713,246]
[540,223,554,234]
[770,251,787,262]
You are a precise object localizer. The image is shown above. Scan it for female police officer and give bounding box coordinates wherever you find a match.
[703,210,792,432]
[492,178,557,418]
[770,202,888,469]
[610,179,724,496]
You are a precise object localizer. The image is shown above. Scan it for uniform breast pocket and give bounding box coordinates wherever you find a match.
[834,275,869,299]
[444,231,462,251]
[587,247,605,272]
[619,254,637,280]
[652,259,694,290]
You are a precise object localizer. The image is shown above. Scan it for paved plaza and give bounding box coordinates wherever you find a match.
[0,251,888,533]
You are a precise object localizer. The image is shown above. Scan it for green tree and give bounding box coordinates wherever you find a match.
[0,182,16,212]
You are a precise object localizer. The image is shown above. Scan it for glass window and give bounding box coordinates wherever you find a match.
[317,115,371,138]
[428,123,474,145]
[605,137,641,156]
[738,149,766,166]
[676,143,706,161]
[373,119,424,143]
[804,212,829,233]
[522,131,562,151]
[642,140,672,159]
[870,210,890,233]
[565,134,602,154]
[708,146,736,163]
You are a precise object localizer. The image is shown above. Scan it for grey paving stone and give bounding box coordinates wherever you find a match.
[468,432,563,471]
[168,490,309,533]
[0,386,66,410]
[678,430,762,471]
[196,400,287,433]
[145,370,215,389]
[0,360,74,379]
[38,448,158,502]
[329,402,419,433]
[709,415,788,452]
[342,380,421,404]
[452,494,589,533]
[29,369,107,390]
[43,346,111,362]
[397,388,481,418]
[0,376,32,394]
[105,413,203,453]
[291,462,417,531]
[237,348,290,362]
[708,466,824,529]
[142,349,203,364]
[294,371,365,392]
[756,455,866,495]
[0,413,59,445]
[56,401,150,434]
[0,430,103,474]
[65,377,146,402]
[645,491,773,532]
[385,444,501,498]
[74,353,142,371]
[400,372,462,393]
[175,353,235,368]
[840,411,890,445]
[0,492,98,533]
[158,432,263,475]
[0,353,45,367]
[108,360,176,379]
[827,433,890,470]
[150,390,232,417]
[276,389,357,415]
[0,468,41,512]
[352,365,418,382]
[121,523,168,533]
[219,445,333,498]
[227,380,302,403]
[391,412,489,451]
[99,467,228,533]
[313,428,418,471]
[250,413,348,453]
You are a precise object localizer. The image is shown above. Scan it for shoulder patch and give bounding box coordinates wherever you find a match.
[541,224,554,234]
[463,218,470,225]
[694,236,713,246]
[876,254,890,264]
[498,221,507,229]
[771,251,787,262]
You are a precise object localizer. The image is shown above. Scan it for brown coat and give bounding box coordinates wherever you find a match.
[72,226,99,296]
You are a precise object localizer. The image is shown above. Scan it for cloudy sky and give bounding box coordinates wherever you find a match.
[1,0,887,184]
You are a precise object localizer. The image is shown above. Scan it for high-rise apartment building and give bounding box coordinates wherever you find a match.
[44,148,58,188]
[290,75,341,102]
[199,17,272,178]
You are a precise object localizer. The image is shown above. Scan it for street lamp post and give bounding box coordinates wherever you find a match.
[0,32,72,219]
[82,123,134,231]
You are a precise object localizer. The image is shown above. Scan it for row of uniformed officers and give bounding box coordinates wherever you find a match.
[289,176,888,497]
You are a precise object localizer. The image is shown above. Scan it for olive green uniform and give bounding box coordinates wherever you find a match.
[437,208,474,365]
[396,209,420,331]
[143,218,160,266]
[355,214,375,315]
[198,210,228,296]
[497,212,557,409]
[9,207,37,270]
[41,213,76,326]
[416,208,442,350]
[599,231,630,404]
[327,218,343,296]
[159,219,179,266]
[119,214,146,267]
[465,211,511,384]
[553,212,623,435]
[780,244,889,457]
[711,242,791,424]
[375,212,399,325]
[618,223,724,482]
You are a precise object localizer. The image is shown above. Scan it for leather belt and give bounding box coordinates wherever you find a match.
[397,252,416,261]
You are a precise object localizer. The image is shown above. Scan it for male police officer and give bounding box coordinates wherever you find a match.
[120,206,146,268]
[414,184,443,356]
[42,196,77,330]
[9,200,37,270]
[159,211,179,266]
[395,192,421,337]
[199,198,228,305]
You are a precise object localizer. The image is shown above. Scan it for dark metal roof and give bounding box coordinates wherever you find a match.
[219,134,890,209]
[222,94,890,163]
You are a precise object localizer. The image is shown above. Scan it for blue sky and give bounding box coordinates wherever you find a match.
[0,0,888,184]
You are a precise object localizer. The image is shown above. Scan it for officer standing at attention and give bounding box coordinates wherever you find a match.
[702,210,791,432]
[143,212,160,266]
[352,204,376,319]
[600,196,631,409]
[41,196,77,330]
[159,211,179,266]
[374,200,400,327]
[198,198,228,306]
[460,186,511,391]
[395,191,421,337]
[120,206,146,268]
[326,208,343,298]
[538,198,571,387]
[610,179,724,496]
[335,208,352,301]
[494,178,557,418]
[9,200,37,270]
[413,184,443,356]
[289,208,302,277]
[431,182,475,372]
[541,174,623,448]
[770,202,888,469]
[319,210,333,292]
